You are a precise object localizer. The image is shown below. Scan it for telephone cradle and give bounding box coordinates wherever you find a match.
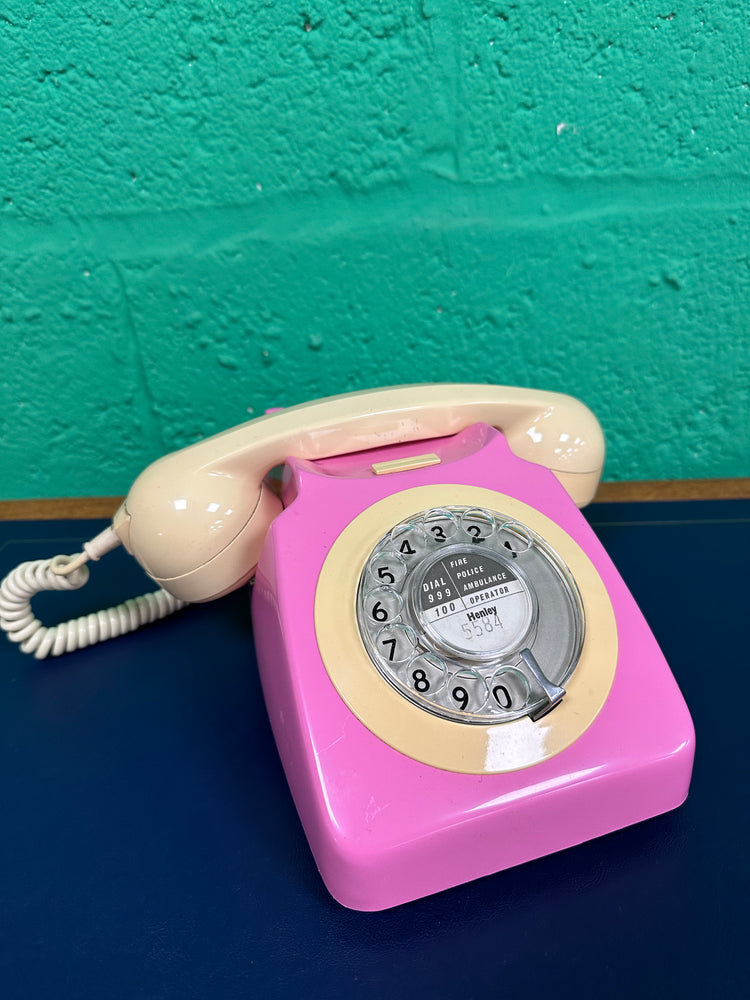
[0,385,695,911]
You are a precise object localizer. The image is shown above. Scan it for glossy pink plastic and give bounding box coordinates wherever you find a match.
[252,425,695,911]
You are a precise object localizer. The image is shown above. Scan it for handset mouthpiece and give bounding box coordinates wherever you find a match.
[114,455,282,603]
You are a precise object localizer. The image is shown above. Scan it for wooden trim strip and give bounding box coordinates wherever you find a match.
[0,479,748,521]
[0,497,125,521]
[593,478,750,502]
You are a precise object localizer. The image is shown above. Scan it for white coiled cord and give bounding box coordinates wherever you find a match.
[0,527,187,659]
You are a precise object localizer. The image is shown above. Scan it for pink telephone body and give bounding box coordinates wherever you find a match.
[10,385,697,910]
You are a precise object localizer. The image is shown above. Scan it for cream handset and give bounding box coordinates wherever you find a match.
[112,383,605,602]
[1,384,602,656]
[0,383,693,911]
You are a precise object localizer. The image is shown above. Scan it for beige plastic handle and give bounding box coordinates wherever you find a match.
[113,384,604,602]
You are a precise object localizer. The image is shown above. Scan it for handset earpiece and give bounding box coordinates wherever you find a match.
[500,405,603,506]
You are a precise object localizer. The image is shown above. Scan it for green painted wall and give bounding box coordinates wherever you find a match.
[1,1,748,499]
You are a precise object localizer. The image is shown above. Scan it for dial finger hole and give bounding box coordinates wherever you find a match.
[498,520,534,558]
[367,549,407,588]
[447,669,489,714]
[423,508,459,546]
[363,586,403,626]
[460,507,496,544]
[389,520,427,562]
[489,667,531,713]
[406,653,447,698]
[376,623,417,665]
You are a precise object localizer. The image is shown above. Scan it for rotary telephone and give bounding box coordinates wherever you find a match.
[0,384,695,910]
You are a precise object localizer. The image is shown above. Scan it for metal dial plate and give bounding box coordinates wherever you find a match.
[356,506,585,725]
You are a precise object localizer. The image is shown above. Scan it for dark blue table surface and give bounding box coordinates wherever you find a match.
[1,500,748,1000]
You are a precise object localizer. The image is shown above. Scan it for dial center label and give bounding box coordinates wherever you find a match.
[418,550,533,656]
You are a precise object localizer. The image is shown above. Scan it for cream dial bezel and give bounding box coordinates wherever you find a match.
[314,486,618,774]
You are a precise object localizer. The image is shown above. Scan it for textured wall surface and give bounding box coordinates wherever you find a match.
[1,1,748,498]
